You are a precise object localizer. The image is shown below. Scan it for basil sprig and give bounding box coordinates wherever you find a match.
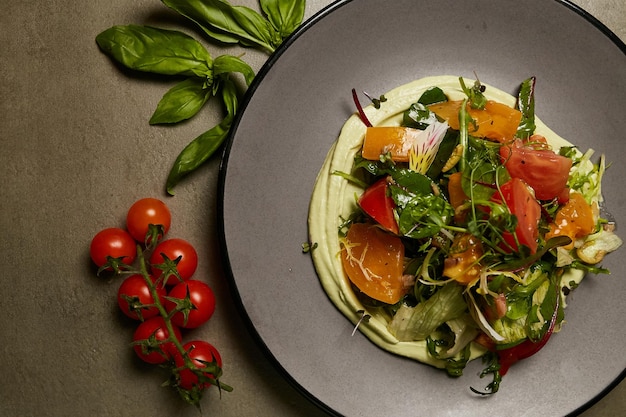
[96,0,305,194]
[161,0,304,52]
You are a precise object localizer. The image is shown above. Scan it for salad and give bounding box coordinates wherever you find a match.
[307,75,622,393]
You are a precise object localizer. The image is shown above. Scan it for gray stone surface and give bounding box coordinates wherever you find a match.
[0,0,624,416]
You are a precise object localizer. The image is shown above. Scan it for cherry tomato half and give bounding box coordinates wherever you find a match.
[165,280,216,329]
[175,340,223,390]
[358,177,399,234]
[150,238,198,285]
[90,227,136,268]
[132,316,182,364]
[117,274,166,321]
[491,178,541,254]
[126,198,172,244]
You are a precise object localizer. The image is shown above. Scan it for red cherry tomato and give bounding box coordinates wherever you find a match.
[165,280,216,329]
[175,340,223,390]
[126,198,172,244]
[117,274,166,321]
[500,139,572,201]
[132,316,182,364]
[90,227,136,268]
[150,238,198,284]
[358,177,398,234]
[491,178,541,254]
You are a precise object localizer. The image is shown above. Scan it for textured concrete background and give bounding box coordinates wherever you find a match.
[0,1,624,416]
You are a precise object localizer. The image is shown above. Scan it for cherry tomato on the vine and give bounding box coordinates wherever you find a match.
[175,340,222,390]
[132,316,182,364]
[90,227,136,269]
[150,238,198,285]
[126,198,172,244]
[165,280,216,329]
[117,274,166,321]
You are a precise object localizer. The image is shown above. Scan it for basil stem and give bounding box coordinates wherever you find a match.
[96,25,213,78]
[166,77,239,194]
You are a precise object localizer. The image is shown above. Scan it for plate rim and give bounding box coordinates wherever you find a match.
[217,1,626,415]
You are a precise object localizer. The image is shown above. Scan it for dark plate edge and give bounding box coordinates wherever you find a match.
[557,2,626,414]
[217,0,626,416]
[217,1,351,416]
[559,0,626,55]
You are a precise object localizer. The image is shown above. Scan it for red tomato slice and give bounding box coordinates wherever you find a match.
[492,178,541,254]
[500,139,572,201]
[358,177,398,234]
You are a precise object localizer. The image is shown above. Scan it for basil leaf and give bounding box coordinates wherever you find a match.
[150,78,212,125]
[166,77,239,194]
[161,0,279,52]
[213,54,255,86]
[418,86,447,106]
[395,193,454,239]
[390,168,433,195]
[260,0,306,38]
[96,25,212,77]
[516,76,536,139]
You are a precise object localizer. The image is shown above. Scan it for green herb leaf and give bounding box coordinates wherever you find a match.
[390,168,433,195]
[389,283,466,341]
[213,54,256,86]
[516,76,536,139]
[459,77,487,110]
[260,0,306,38]
[417,86,448,106]
[166,76,239,194]
[150,78,213,124]
[425,131,459,179]
[161,0,279,52]
[96,25,213,77]
[403,86,447,129]
[403,102,438,129]
[394,192,454,239]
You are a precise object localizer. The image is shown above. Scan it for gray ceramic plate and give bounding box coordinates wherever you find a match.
[219,0,626,415]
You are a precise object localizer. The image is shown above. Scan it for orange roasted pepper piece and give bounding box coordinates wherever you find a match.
[545,192,595,250]
[443,233,483,285]
[429,100,522,143]
[361,126,417,162]
[341,223,407,304]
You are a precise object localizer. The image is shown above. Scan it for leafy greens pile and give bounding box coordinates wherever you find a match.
[96,0,306,194]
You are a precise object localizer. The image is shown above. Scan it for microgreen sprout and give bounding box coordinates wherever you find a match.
[352,310,371,336]
[302,241,318,253]
[363,91,388,109]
